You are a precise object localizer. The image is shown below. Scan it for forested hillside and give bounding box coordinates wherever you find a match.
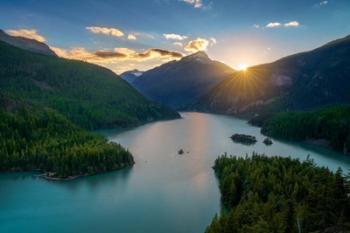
[0,40,179,130]
[0,36,179,178]
[261,106,350,154]
[0,97,134,178]
[205,154,350,233]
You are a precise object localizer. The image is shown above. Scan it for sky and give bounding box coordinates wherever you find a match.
[0,0,350,74]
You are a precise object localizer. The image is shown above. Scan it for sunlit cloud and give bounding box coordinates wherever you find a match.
[284,21,300,27]
[127,34,137,40]
[184,38,209,52]
[52,47,182,62]
[163,33,188,40]
[51,46,183,73]
[86,26,124,37]
[180,0,203,8]
[6,28,46,42]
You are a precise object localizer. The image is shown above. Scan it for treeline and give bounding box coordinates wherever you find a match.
[0,106,134,178]
[205,154,350,233]
[260,106,350,153]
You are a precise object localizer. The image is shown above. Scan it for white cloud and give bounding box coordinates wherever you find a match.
[265,21,301,28]
[127,34,137,40]
[6,29,46,42]
[180,0,203,8]
[86,26,124,38]
[284,21,300,27]
[266,22,282,28]
[253,24,260,28]
[163,33,188,40]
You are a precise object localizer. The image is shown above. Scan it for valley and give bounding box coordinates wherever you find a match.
[2,112,350,233]
[1,1,350,231]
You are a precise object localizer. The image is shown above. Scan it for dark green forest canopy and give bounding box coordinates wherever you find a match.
[0,103,134,178]
[0,40,179,130]
[261,106,350,153]
[205,154,350,233]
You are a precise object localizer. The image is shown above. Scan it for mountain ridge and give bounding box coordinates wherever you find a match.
[131,51,235,109]
[0,29,57,56]
[195,34,350,115]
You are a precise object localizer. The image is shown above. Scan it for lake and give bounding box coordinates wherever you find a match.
[1,112,350,233]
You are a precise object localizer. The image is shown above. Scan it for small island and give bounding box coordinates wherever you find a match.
[263,137,273,145]
[230,134,257,145]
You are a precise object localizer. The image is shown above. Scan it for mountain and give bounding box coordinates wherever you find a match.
[0,35,180,178]
[0,98,134,179]
[0,39,179,129]
[120,69,143,84]
[131,51,235,109]
[195,34,350,115]
[0,29,57,56]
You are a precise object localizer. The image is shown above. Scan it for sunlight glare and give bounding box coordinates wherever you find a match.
[237,64,248,71]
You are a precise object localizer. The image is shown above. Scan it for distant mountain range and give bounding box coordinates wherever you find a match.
[195,34,350,115]
[121,69,144,84]
[0,29,57,56]
[127,51,235,109]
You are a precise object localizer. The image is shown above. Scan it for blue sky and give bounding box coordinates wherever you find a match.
[1,0,350,73]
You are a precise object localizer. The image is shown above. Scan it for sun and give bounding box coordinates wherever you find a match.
[237,63,248,71]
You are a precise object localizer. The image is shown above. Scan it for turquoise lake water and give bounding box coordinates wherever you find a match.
[1,112,350,233]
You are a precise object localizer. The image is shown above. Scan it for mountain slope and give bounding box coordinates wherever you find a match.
[0,29,57,56]
[195,34,350,115]
[0,40,179,129]
[120,69,143,84]
[132,51,235,109]
[0,97,134,178]
[206,154,350,233]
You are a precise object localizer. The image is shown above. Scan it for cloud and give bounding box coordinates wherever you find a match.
[86,26,124,37]
[320,0,328,6]
[127,34,137,40]
[136,49,183,59]
[284,21,300,27]
[52,46,183,73]
[6,29,46,42]
[210,37,217,44]
[265,21,300,28]
[184,38,209,52]
[180,0,203,8]
[163,33,188,40]
[173,42,183,47]
[253,24,261,29]
[51,46,182,62]
[266,22,282,28]
[94,50,128,59]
